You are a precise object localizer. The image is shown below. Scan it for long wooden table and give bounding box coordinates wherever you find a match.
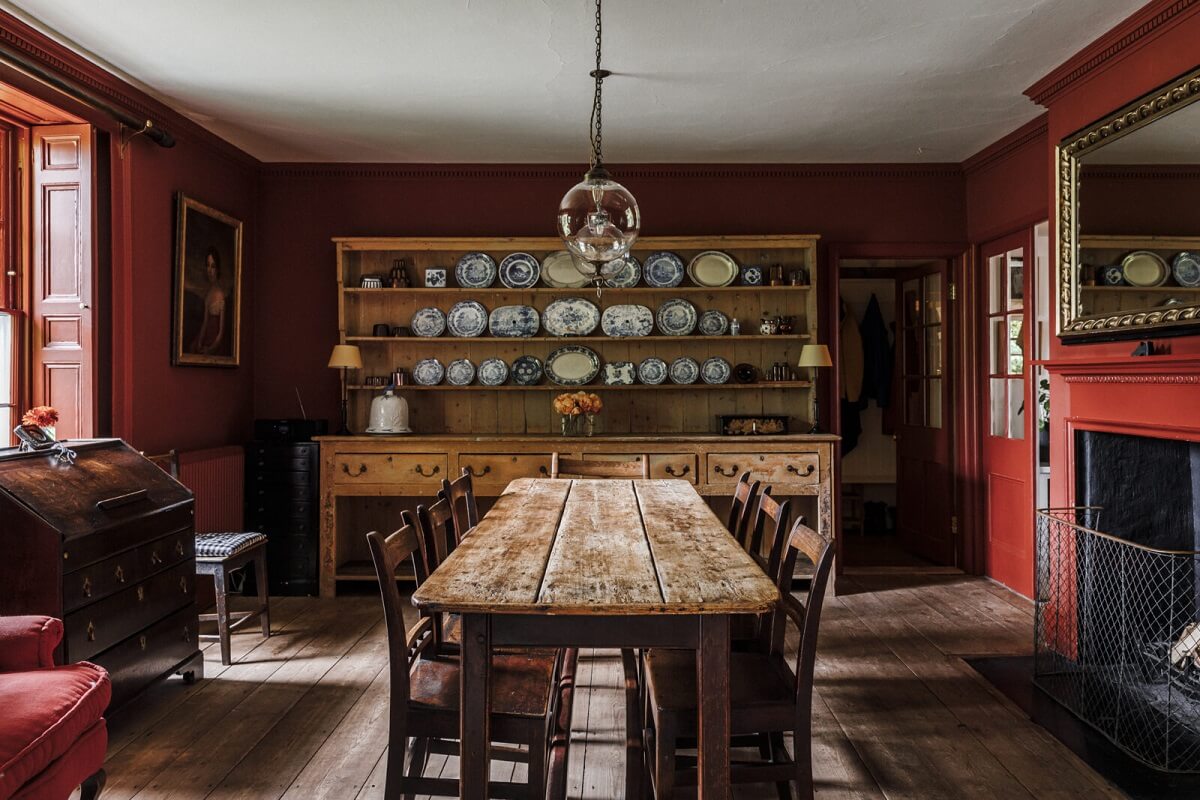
[411,478,780,799]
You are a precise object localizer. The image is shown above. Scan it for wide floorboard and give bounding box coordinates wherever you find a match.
[87,575,1124,799]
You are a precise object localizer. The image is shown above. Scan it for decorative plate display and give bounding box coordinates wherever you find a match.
[604,256,642,288]
[454,252,497,288]
[478,357,509,386]
[602,361,636,385]
[668,356,700,385]
[543,297,601,337]
[601,304,654,338]
[1121,251,1169,288]
[1099,265,1124,286]
[546,345,601,386]
[643,251,686,288]
[697,309,729,336]
[1173,251,1200,288]
[656,298,698,336]
[741,266,763,286]
[637,357,668,385]
[701,356,732,385]
[733,363,758,384]
[410,307,447,338]
[687,251,738,287]
[511,355,544,386]
[498,252,541,289]
[542,251,591,288]
[413,358,445,386]
[446,358,476,386]
[446,300,488,337]
[488,305,540,338]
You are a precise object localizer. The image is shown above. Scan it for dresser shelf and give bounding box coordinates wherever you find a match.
[346,285,809,295]
[350,381,812,392]
[346,334,810,344]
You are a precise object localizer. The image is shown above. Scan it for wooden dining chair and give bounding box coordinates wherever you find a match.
[640,517,835,800]
[367,522,568,799]
[733,490,791,649]
[726,471,762,546]
[402,501,461,657]
[440,468,479,539]
[549,452,650,479]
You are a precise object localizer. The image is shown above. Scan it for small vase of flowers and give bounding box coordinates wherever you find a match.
[553,392,603,436]
[22,406,59,439]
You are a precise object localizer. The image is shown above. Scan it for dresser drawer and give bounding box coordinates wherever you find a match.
[648,454,698,483]
[64,527,194,613]
[457,454,551,484]
[91,604,199,708]
[333,453,447,484]
[65,559,195,662]
[706,452,820,486]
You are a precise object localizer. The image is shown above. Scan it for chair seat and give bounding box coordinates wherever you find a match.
[645,648,796,729]
[410,651,557,719]
[195,532,268,560]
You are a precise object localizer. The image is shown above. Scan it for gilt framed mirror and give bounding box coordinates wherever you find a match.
[1057,65,1200,342]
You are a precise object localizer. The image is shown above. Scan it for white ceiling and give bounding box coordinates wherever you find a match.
[3,0,1140,163]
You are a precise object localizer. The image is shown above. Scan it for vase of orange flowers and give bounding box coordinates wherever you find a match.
[22,406,59,439]
[553,392,602,436]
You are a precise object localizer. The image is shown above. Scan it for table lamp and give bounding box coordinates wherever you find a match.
[327,344,363,435]
[798,344,833,433]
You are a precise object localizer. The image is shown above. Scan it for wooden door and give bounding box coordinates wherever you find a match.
[980,230,1034,595]
[895,262,954,565]
[31,124,95,439]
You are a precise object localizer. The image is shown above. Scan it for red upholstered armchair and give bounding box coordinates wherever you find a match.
[0,617,109,800]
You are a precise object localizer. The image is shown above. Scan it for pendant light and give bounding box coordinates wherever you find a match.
[556,0,640,284]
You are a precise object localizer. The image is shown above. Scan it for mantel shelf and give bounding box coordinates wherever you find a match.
[346,334,810,344]
[349,382,811,392]
[345,285,809,295]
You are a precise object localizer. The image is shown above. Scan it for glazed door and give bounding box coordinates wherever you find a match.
[980,230,1035,595]
[895,262,954,565]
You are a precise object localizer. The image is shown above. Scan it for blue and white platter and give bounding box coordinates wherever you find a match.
[1173,252,1200,288]
[643,251,686,288]
[447,300,488,337]
[601,304,654,338]
[543,297,601,337]
[511,355,544,386]
[604,256,642,288]
[546,345,601,386]
[701,356,732,385]
[602,361,636,385]
[488,305,540,338]
[410,307,447,338]
[455,252,497,288]
[637,357,668,385]
[656,298,698,336]
[413,358,445,385]
[498,252,541,289]
[668,356,700,385]
[446,358,476,386]
[697,309,729,336]
[478,358,509,386]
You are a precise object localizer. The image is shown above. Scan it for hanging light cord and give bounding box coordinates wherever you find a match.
[589,0,604,170]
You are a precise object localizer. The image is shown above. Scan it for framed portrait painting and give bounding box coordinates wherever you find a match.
[172,193,243,366]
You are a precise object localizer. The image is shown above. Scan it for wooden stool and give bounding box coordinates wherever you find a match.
[194,532,270,665]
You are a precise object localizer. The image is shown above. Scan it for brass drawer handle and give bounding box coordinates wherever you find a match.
[183,625,192,643]
[115,564,126,583]
[664,464,691,477]
[139,635,148,651]
[151,550,162,566]
[787,463,816,476]
[180,576,189,594]
[86,621,96,642]
[414,464,441,478]
[341,462,368,477]
[137,585,145,602]
[176,541,185,557]
[463,465,491,478]
[82,576,92,598]
[713,464,739,477]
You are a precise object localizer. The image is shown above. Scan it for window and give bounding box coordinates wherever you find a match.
[988,248,1024,439]
[0,311,11,437]
[902,272,944,428]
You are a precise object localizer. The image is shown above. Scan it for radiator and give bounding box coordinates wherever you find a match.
[178,446,244,533]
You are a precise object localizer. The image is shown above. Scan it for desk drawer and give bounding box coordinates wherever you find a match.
[649,454,698,483]
[458,454,551,485]
[64,527,193,613]
[91,604,198,709]
[333,453,447,485]
[706,452,820,486]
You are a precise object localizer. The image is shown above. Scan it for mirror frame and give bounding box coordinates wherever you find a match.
[1057,65,1200,341]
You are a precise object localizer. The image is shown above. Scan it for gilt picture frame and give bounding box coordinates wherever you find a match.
[172,193,243,366]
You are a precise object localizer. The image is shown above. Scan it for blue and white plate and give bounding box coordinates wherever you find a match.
[1100,265,1124,286]
[604,256,642,288]
[637,357,668,385]
[601,304,654,338]
[478,358,509,386]
[697,309,729,336]
[656,298,698,336]
[643,251,686,288]
[455,252,497,288]
[543,297,601,337]
[446,358,476,386]
[511,355,544,386]
[669,357,700,385]
[413,358,445,386]
[701,356,732,385]
[488,305,540,337]
[741,266,763,286]
[410,307,446,338]
[602,361,636,385]
[1173,252,1200,288]
[498,252,541,289]
[546,345,601,386]
[447,300,488,337]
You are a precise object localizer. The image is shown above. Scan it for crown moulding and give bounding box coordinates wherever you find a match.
[258,163,966,181]
[962,114,1048,175]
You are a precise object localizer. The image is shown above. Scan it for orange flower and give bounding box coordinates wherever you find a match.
[21,406,58,427]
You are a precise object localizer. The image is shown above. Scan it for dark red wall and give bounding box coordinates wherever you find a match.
[252,165,966,423]
[1078,166,1200,236]
[964,116,1049,244]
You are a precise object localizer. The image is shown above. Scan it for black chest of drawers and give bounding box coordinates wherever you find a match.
[245,441,319,595]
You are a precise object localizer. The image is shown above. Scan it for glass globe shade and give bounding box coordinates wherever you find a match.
[556,169,640,275]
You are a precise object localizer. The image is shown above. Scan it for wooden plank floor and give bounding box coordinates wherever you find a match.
[85,575,1126,799]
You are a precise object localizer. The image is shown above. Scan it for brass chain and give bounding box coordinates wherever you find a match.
[589,0,604,169]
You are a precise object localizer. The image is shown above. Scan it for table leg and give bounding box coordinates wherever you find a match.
[460,613,491,800]
[697,614,731,798]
